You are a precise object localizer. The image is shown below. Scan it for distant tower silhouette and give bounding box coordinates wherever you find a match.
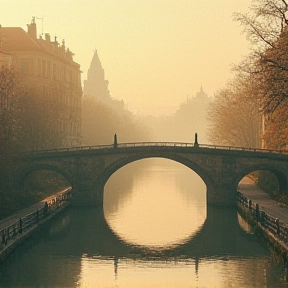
[83,50,111,102]
[195,85,208,99]
[83,50,124,111]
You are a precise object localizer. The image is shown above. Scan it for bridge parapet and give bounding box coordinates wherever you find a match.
[15,142,288,158]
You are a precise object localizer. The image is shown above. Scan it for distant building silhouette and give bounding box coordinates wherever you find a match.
[175,86,213,143]
[83,50,124,111]
[0,18,82,147]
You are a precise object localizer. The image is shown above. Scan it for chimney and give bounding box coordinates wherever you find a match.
[45,33,51,42]
[27,17,37,39]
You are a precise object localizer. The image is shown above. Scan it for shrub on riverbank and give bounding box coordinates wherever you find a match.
[0,171,70,220]
[256,171,279,197]
[253,170,288,206]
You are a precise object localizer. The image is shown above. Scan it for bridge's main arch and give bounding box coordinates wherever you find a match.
[95,154,215,203]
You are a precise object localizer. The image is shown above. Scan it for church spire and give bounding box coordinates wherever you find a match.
[88,49,104,78]
[196,85,208,99]
[83,49,110,101]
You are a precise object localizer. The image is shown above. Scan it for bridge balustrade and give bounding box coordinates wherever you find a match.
[237,191,288,245]
[15,142,288,156]
[0,187,72,252]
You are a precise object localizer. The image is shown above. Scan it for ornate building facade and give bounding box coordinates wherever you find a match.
[0,18,82,147]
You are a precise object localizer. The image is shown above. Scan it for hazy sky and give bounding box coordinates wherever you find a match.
[0,0,252,115]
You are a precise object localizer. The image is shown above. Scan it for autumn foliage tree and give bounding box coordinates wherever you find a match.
[207,74,261,148]
[0,67,71,217]
[0,68,20,153]
[0,68,21,192]
[223,0,288,199]
[234,0,288,149]
[17,87,64,151]
[0,68,67,193]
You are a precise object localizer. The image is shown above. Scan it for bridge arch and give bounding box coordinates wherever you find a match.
[234,164,288,193]
[95,153,215,203]
[15,163,75,191]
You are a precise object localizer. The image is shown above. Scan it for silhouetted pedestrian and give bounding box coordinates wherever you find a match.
[114,133,118,149]
[2,231,6,246]
[276,218,280,235]
[255,203,260,222]
[36,209,39,224]
[19,218,23,234]
[194,133,199,147]
[44,202,49,217]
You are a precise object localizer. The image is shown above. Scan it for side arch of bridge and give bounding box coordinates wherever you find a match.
[14,163,76,192]
[233,163,288,193]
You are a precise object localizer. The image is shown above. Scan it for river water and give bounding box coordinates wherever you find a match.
[0,158,285,287]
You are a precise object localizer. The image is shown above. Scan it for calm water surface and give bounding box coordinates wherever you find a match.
[0,159,285,287]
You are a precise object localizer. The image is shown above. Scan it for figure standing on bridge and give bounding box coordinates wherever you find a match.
[194,133,199,147]
[114,133,118,149]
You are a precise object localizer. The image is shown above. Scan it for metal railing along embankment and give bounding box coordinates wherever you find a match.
[237,191,288,246]
[0,187,72,253]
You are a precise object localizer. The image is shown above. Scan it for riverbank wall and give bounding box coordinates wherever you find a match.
[0,188,72,264]
[237,191,288,261]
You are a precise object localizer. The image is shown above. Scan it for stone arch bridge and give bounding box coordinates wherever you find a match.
[13,142,288,206]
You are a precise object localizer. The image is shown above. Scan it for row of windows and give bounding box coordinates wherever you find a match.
[20,57,80,84]
[0,58,12,69]
[0,96,8,110]
[46,92,81,109]
[59,120,81,136]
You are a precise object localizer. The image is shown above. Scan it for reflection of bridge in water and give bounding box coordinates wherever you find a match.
[15,142,288,206]
[0,206,269,287]
[63,206,267,258]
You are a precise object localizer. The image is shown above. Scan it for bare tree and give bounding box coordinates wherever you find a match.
[17,86,65,151]
[207,74,262,148]
[234,0,288,112]
[0,68,22,153]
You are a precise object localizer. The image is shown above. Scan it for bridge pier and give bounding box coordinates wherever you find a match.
[207,185,237,207]
[71,184,103,206]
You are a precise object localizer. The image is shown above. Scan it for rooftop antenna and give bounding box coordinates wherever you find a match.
[36,16,44,35]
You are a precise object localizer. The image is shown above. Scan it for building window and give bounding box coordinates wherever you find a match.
[42,59,46,77]
[20,59,29,74]
[38,58,41,76]
[53,64,56,79]
[47,61,51,79]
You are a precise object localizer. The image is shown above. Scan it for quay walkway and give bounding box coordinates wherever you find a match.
[238,177,288,254]
[238,177,288,223]
[0,187,71,263]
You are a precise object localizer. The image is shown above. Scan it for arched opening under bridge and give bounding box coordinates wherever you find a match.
[24,169,71,197]
[17,164,72,205]
[103,158,207,250]
[237,165,288,210]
